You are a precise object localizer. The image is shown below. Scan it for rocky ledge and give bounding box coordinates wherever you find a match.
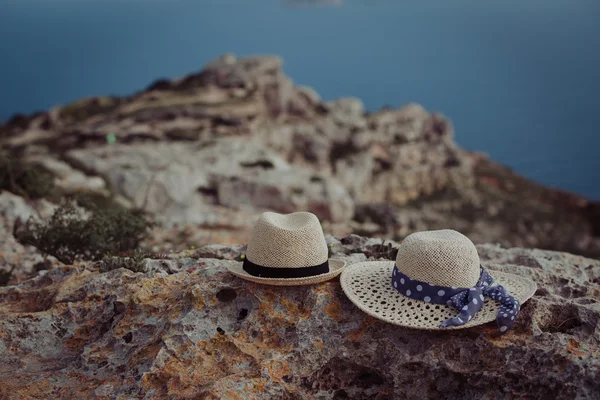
[1,53,599,398]
[0,240,599,399]
[1,54,599,263]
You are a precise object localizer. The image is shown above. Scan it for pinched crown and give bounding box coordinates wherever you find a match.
[246,212,329,269]
[396,230,481,288]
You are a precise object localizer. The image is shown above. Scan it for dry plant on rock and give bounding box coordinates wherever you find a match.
[99,249,148,273]
[14,199,154,265]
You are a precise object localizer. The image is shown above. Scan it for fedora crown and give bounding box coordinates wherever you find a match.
[246,212,328,269]
[396,229,480,287]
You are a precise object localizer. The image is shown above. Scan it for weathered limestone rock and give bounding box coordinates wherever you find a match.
[0,240,598,399]
[65,139,354,225]
[25,155,108,196]
[1,53,599,258]
[0,192,61,285]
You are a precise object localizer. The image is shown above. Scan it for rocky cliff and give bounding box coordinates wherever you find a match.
[1,55,600,398]
[1,233,599,399]
[1,54,599,266]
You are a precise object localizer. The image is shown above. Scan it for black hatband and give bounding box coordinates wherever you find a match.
[242,258,330,278]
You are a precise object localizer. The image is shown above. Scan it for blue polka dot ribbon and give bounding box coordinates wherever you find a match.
[392,266,520,333]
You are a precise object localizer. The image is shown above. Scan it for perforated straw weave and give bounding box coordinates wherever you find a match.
[227,211,346,286]
[340,229,537,330]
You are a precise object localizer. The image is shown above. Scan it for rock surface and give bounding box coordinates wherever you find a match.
[65,139,354,226]
[0,240,599,399]
[1,54,599,261]
[1,52,599,400]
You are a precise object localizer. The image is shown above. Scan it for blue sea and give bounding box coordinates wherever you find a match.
[1,0,599,199]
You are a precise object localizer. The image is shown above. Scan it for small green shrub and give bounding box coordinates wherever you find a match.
[15,199,154,265]
[99,249,148,273]
[364,239,399,260]
[148,252,170,260]
[0,153,55,199]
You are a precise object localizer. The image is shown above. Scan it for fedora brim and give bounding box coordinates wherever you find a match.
[227,259,346,286]
[340,261,537,330]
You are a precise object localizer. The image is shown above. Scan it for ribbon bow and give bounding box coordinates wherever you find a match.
[392,267,520,333]
[440,269,520,332]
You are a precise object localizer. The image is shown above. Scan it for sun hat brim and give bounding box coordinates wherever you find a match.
[340,261,537,330]
[227,259,346,286]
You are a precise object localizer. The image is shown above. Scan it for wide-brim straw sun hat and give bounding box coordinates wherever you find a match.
[227,211,346,286]
[340,229,537,333]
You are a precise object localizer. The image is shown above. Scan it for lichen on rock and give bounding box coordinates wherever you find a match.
[0,240,599,399]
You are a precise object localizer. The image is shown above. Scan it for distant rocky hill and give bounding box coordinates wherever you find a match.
[1,54,599,261]
[1,55,600,399]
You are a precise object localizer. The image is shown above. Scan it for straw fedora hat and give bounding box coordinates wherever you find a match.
[227,211,346,286]
[341,229,537,332]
